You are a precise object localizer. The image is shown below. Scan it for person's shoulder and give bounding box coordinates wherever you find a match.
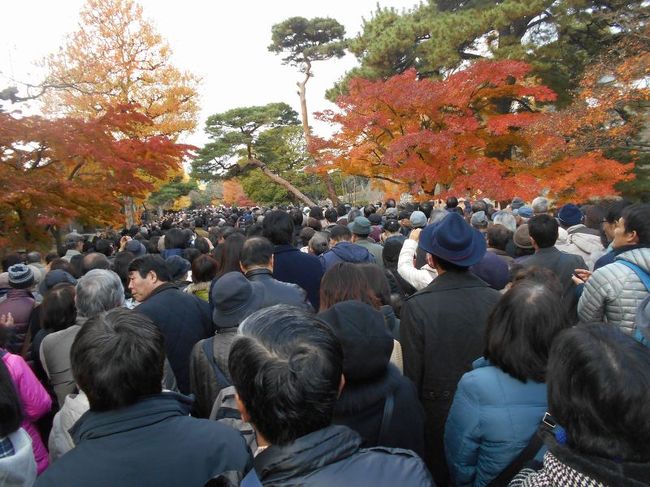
[343,446,434,485]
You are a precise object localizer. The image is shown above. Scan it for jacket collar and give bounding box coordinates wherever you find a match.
[145,282,178,300]
[245,268,273,279]
[254,425,361,483]
[536,246,561,256]
[273,244,298,254]
[70,392,193,443]
[417,269,490,294]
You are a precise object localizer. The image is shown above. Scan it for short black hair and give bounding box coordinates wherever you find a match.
[71,308,165,411]
[363,204,376,217]
[487,224,512,251]
[191,254,218,283]
[485,281,568,382]
[328,225,351,242]
[240,237,274,268]
[446,196,458,209]
[622,203,650,245]
[128,255,171,282]
[289,208,304,227]
[324,208,338,223]
[229,306,343,446]
[548,324,650,461]
[0,359,22,436]
[336,204,347,217]
[262,211,294,245]
[528,214,558,248]
[164,228,188,250]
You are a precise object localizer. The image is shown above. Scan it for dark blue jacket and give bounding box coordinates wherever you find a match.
[254,425,433,486]
[35,393,252,487]
[272,244,323,310]
[245,268,313,312]
[135,284,213,393]
[444,358,547,487]
[319,241,376,271]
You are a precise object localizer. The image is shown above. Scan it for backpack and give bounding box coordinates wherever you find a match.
[202,337,232,391]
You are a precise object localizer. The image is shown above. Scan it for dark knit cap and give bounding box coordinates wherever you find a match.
[8,264,34,289]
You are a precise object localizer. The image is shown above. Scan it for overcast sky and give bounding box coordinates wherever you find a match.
[0,0,417,146]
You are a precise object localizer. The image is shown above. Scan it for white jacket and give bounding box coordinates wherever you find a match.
[0,428,37,487]
[556,225,605,271]
[48,392,89,462]
[397,239,437,291]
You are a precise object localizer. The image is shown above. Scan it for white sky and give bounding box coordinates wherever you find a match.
[0,0,417,147]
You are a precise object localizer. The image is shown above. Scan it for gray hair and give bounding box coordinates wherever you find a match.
[308,232,330,256]
[532,197,549,215]
[429,209,448,225]
[76,269,125,318]
[492,212,517,233]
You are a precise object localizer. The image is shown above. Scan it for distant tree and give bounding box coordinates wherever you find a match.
[269,16,346,204]
[147,176,198,212]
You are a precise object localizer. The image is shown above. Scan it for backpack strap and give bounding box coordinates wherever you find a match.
[202,337,231,389]
[377,392,395,444]
[617,260,650,292]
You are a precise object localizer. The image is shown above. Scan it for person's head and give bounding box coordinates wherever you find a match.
[229,306,343,445]
[262,210,294,245]
[350,216,371,237]
[410,211,427,229]
[358,263,391,307]
[528,214,558,249]
[531,196,549,215]
[217,232,246,277]
[94,239,114,257]
[26,251,42,265]
[547,324,650,461]
[164,228,188,250]
[324,208,338,224]
[48,258,73,275]
[319,262,379,312]
[385,198,396,209]
[310,206,324,221]
[127,255,170,302]
[211,272,265,328]
[299,226,316,247]
[485,281,568,383]
[0,359,22,437]
[71,308,165,412]
[470,211,488,231]
[64,232,84,251]
[509,265,563,298]
[7,264,34,290]
[308,232,330,256]
[492,211,516,233]
[240,237,274,272]
[329,224,351,244]
[165,255,191,282]
[41,283,77,332]
[557,203,583,228]
[81,252,110,275]
[487,224,512,252]
[446,196,458,209]
[191,254,218,284]
[612,203,650,249]
[76,269,125,318]
[602,199,632,242]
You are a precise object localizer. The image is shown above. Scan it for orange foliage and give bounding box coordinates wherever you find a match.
[222,179,254,207]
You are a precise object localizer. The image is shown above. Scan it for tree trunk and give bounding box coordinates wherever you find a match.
[124,196,135,228]
[297,62,340,206]
[249,159,316,207]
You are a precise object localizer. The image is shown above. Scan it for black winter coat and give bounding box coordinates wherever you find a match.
[135,284,213,393]
[245,268,313,311]
[254,425,434,486]
[272,244,323,310]
[401,270,500,485]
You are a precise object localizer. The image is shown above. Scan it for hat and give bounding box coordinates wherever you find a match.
[350,216,371,236]
[385,207,398,218]
[317,301,393,382]
[64,232,84,245]
[419,212,486,267]
[410,211,427,229]
[511,197,525,210]
[383,219,401,233]
[516,206,533,219]
[8,264,34,289]
[165,255,191,281]
[38,270,77,295]
[368,213,382,225]
[513,224,534,249]
[211,272,265,328]
[470,211,488,227]
[125,239,146,257]
[558,204,583,227]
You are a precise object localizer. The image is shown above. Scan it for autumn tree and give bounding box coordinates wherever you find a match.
[0,105,189,249]
[39,0,199,225]
[269,16,346,204]
[147,176,198,214]
[314,60,633,203]
[192,103,318,206]
[222,179,254,207]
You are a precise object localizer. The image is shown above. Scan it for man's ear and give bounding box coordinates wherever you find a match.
[425,253,436,268]
[147,270,159,283]
[337,374,346,399]
[235,392,251,423]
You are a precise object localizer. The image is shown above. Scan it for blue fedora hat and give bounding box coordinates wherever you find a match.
[418,212,486,267]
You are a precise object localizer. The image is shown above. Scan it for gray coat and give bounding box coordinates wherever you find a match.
[578,247,650,334]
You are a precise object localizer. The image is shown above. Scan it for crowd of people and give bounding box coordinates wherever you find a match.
[0,195,649,486]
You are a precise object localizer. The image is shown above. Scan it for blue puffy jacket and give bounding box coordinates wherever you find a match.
[444,358,547,487]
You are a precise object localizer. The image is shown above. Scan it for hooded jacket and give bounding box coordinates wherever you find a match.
[578,247,650,334]
[0,289,34,354]
[0,428,37,487]
[253,425,433,486]
[35,392,252,487]
[318,301,425,457]
[320,241,376,271]
[555,224,605,271]
[48,391,90,462]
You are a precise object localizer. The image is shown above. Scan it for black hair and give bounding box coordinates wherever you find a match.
[328,225,351,242]
[419,201,433,219]
[191,254,218,284]
[433,255,469,273]
[262,211,294,246]
[0,359,22,437]
[127,255,171,282]
[446,196,458,209]
[509,265,563,298]
[193,236,211,255]
[164,228,188,250]
[69,254,84,278]
[229,306,343,446]
[485,281,568,383]
[320,262,379,312]
[111,251,135,292]
[363,204,376,217]
[288,208,304,227]
[548,324,650,461]
[472,200,488,213]
[324,208,338,223]
[336,204,347,217]
[621,203,650,245]
[240,237,274,269]
[309,206,324,221]
[216,233,245,278]
[71,308,165,412]
[41,283,77,332]
[94,239,114,257]
[182,247,201,265]
[528,214,559,248]
[359,263,391,306]
[487,224,513,251]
